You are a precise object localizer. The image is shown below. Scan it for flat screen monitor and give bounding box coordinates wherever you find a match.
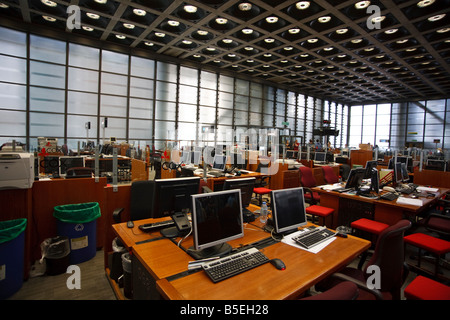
[364,160,378,179]
[371,169,380,193]
[397,156,412,171]
[342,150,349,157]
[286,150,297,159]
[59,156,85,176]
[400,163,409,182]
[152,177,200,218]
[314,152,326,162]
[270,187,307,234]
[190,189,244,259]
[300,152,309,160]
[345,168,366,190]
[427,159,446,171]
[394,162,403,184]
[212,155,227,171]
[43,156,60,174]
[388,158,394,169]
[223,177,255,210]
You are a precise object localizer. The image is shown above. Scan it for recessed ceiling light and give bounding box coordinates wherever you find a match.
[428,13,445,21]
[284,46,293,51]
[437,27,450,33]
[246,59,254,63]
[155,32,165,37]
[396,39,409,44]
[264,38,275,43]
[115,34,126,39]
[144,41,154,46]
[336,28,348,34]
[417,0,435,8]
[265,16,278,23]
[94,0,107,4]
[307,38,318,43]
[355,1,371,9]
[296,1,310,10]
[168,20,180,27]
[242,28,254,34]
[364,47,375,51]
[289,28,300,34]
[86,12,100,19]
[215,18,228,24]
[184,5,197,13]
[238,3,252,11]
[281,60,288,63]
[193,54,202,58]
[206,47,216,51]
[197,30,208,36]
[338,54,347,58]
[227,54,236,57]
[41,0,57,7]
[0,3,9,8]
[133,8,146,16]
[324,47,334,51]
[42,15,56,22]
[263,53,272,57]
[82,26,94,32]
[371,15,385,23]
[300,54,309,57]
[123,23,135,29]
[182,40,192,45]
[406,48,417,51]
[222,39,233,44]
[244,46,254,51]
[385,28,398,34]
[351,38,363,43]
[318,16,331,23]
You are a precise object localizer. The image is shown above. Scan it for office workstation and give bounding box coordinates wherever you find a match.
[1,0,450,303]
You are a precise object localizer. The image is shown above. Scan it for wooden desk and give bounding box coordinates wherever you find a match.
[112,206,370,300]
[312,185,450,228]
[197,171,266,191]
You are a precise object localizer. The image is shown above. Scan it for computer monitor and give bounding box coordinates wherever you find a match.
[190,189,244,259]
[397,156,412,171]
[286,150,297,159]
[427,159,446,171]
[191,151,201,165]
[223,177,255,221]
[345,168,366,190]
[231,153,246,170]
[394,162,403,184]
[388,158,394,169]
[314,152,326,162]
[152,177,200,218]
[59,156,85,176]
[364,160,378,179]
[270,187,307,235]
[300,152,309,160]
[400,163,409,182]
[342,150,349,157]
[212,155,227,171]
[370,169,380,194]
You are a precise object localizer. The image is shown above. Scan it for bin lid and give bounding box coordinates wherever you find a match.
[0,218,27,244]
[53,202,101,223]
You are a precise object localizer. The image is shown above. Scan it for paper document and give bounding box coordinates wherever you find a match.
[281,230,336,254]
[416,186,439,193]
[321,184,343,191]
[396,197,423,206]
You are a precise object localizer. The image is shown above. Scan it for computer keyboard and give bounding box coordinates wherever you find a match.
[380,192,400,201]
[207,170,225,177]
[202,247,270,283]
[139,220,175,232]
[292,226,336,249]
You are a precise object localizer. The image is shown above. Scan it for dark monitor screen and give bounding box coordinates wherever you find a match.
[427,159,446,171]
[223,177,255,209]
[152,177,200,218]
[371,169,380,193]
[300,152,309,160]
[345,168,366,189]
[231,153,246,169]
[191,189,244,253]
[401,163,409,182]
[314,152,326,162]
[364,160,378,179]
[212,155,227,171]
[388,158,394,169]
[270,187,307,234]
[394,162,403,184]
[59,156,85,175]
[286,150,297,159]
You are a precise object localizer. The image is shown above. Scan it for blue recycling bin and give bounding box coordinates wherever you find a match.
[53,202,101,264]
[0,218,27,300]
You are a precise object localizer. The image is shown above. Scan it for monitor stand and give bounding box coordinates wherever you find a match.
[188,243,232,260]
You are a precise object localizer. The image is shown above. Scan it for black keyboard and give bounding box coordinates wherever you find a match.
[380,192,399,201]
[139,220,174,232]
[202,247,270,283]
[292,227,336,249]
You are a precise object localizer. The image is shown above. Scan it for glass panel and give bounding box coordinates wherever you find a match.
[154,120,175,140]
[0,27,27,57]
[0,56,27,84]
[200,70,216,90]
[101,50,129,74]
[68,91,98,115]
[30,62,66,89]
[29,112,64,137]
[0,110,26,136]
[67,115,97,139]
[218,92,233,109]
[179,85,198,104]
[219,75,234,92]
[235,95,248,111]
[249,112,261,126]
[155,101,176,120]
[102,117,127,140]
[235,79,249,95]
[30,87,65,113]
[68,67,99,92]
[180,66,198,85]
[200,88,216,106]
[131,56,155,78]
[217,108,232,125]
[235,110,248,126]
[199,106,216,124]
[177,122,197,141]
[129,119,152,140]
[0,83,26,110]
[100,95,127,117]
[101,73,128,95]
[30,35,66,64]
[263,100,273,114]
[179,103,197,122]
[129,98,153,119]
[68,43,99,69]
[130,77,154,99]
[156,81,177,101]
[263,114,273,127]
[156,62,177,82]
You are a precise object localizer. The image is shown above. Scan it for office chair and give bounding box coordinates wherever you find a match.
[316,219,411,300]
[113,180,155,223]
[298,166,320,205]
[301,281,359,300]
[253,158,272,206]
[322,165,339,184]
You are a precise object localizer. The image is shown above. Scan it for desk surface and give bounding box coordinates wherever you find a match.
[113,205,370,300]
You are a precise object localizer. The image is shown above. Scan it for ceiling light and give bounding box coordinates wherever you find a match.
[336,28,348,34]
[206,47,216,51]
[265,16,279,23]
[82,26,94,31]
[115,34,126,39]
[86,12,100,19]
[296,1,310,10]
[351,38,363,43]
[227,54,236,57]
[371,15,386,23]
[396,39,409,44]
[144,41,154,46]
[184,5,197,13]
[318,16,331,23]
[300,54,309,57]
[222,39,233,43]
[168,20,180,27]
[284,46,293,50]
[364,47,375,51]
[246,59,254,63]
[417,0,435,8]
[0,3,9,8]
[238,3,252,11]
[193,54,202,58]
[338,54,347,58]
[264,53,272,57]
[133,8,146,16]
[289,28,300,34]
[42,15,56,22]
[324,47,334,51]
[155,32,165,37]
[437,28,450,33]
[307,38,318,43]
[355,1,371,9]
[385,28,398,34]
[197,30,208,36]
[264,38,275,43]
[94,0,107,4]
[182,40,192,44]
[242,28,254,34]
[41,0,57,7]
[406,48,417,51]
[428,13,446,21]
[281,60,288,63]
[215,18,228,24]
[244,46,253,51]
[123,23,135,29]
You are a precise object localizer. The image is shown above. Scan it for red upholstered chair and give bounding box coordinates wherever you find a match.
[404,232,450,278]
[306,205,334,227]
[316,220,412,300]
[253,158,272,206]
[301,281,358,300]
[298,166,320,205]
[322,166,339,184]
[404,275,450,300]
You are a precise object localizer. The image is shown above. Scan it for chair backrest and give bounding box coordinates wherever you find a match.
[364,219,411,299]
[283,170,300,189]
[301,281,358,300]
[299,166,317,188]
[322,166,339,184]
[129,180,155,221]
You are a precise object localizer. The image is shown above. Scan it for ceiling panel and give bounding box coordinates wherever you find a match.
[0,0,449,104]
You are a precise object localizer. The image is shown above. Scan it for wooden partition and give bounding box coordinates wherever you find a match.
[350,149,373,167]
[413,168,450,188]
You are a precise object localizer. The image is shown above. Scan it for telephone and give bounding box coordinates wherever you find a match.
[383,186,396,193]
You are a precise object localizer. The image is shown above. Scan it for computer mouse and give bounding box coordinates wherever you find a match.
[270,258,286,270]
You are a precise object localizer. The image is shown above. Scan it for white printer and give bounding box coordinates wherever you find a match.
[0,152,34,190]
